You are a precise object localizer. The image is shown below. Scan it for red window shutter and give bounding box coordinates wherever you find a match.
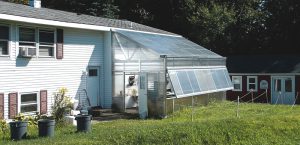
[0,93,4,119]
[9,92,18,119]
[56,29,64,59]
[40,90,47,114]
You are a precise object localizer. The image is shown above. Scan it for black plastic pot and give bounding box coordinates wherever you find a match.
[38,119,55,137]
[75,115,92,132]
[9,121,28,140]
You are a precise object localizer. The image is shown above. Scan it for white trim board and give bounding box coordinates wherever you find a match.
[0,14,180,37]
[0,14,110,31]
[111,28,181,37]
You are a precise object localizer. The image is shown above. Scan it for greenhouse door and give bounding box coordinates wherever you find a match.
[138,72,148,119]
[271,76,295,105]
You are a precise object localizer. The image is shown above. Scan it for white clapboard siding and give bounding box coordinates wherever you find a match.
[0,24,108,119]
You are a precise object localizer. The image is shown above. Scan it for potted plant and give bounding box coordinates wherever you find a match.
[9,114,28,140]
[37,115,55,137]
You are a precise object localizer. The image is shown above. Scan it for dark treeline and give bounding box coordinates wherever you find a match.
[6,0,300,55]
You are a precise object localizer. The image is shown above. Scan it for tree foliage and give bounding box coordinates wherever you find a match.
[7,0,300,55]
[42,0,119,18]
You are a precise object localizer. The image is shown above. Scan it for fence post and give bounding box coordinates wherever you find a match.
[237,96,240,118]
[265,89,268,103]
[192,96,194,122]
[251,90,254,103]
[172,97,175,121]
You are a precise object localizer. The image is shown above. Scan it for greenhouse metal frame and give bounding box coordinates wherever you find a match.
[111,30,233,118]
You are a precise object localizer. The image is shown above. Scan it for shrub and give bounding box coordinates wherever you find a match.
[0,119,8,140]
[52,88,73,123]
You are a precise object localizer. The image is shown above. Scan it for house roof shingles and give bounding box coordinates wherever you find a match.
[226,55,300,73]
[0,1,176,35]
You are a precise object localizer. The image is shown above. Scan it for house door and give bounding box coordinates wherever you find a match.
[87,66,100,106]
[271,76,295,105]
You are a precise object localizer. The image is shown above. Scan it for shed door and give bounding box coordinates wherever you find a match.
[87,66,100,106]
[271,76,295,105]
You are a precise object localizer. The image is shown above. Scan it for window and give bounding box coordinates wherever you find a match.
[168,67,233,98]
[19,27,37,56]
[247,76,257,92]
[89,69,98,76]
[39,30,55,57]
[232,76,242,91]
[285,78,292,92]
[19,27,55,57]
[0,25,9,56]
[20,93,39,114]
[274,79,281,92]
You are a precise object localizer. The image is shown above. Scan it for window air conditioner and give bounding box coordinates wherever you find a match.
[19,47,36,57]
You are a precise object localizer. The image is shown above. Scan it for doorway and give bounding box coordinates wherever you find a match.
[87,66,100,106]
[271,76,295,105]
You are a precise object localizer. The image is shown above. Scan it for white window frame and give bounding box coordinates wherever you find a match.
[232,76,242,91]
[247,76,258,92]
[17,26,56,58]
[18,92,40,115]
[0,24,10,57]
[18,26,37,57]
[38,28,56,58]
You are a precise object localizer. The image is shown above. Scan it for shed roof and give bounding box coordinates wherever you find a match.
[226,55,300,73]
[0,1,176,35]
[114,30,223,58]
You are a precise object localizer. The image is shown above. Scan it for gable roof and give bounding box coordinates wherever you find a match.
[0,1,176,36]
[226,54,300,73]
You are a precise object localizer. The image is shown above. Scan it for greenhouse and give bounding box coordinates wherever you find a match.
[111,30,233,118]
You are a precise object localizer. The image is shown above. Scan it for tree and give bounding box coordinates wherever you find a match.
[42,0,119,19]
[6,0,28,5]
[263,0,300,53]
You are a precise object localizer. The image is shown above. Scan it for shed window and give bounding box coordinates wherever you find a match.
[20,93,38,114]
[232,76,242,91]
[247,76,257,92]
[169,67,233,98]
[274,79,281,92]
[0,25,9,56]
[285,78,292,92]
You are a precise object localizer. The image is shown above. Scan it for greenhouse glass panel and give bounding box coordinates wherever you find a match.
[113,30,223,58]
[169,67,233,98]
[223,69,233,87]
[195,69,216,91]
[169,71,183,95]
[186,70,201,92]
[176,71,193,94]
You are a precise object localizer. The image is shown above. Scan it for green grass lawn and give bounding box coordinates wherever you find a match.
[1,101,300,145]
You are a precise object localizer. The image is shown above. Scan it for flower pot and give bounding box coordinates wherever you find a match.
[38,119,55,137]
[9,121,28,140]
[75,115,92,132]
